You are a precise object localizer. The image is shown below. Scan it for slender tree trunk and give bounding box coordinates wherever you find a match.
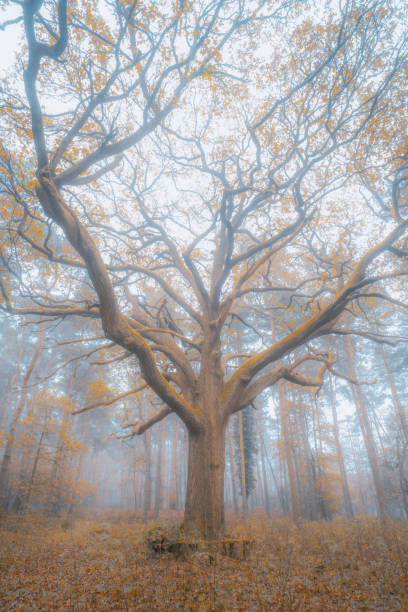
[0,331,24,438]
[345,336,387,519]
[0,326,44,509]
[0,388,8,429]
[329,376,354,517]
[346,422,368,512]
[22,430,45,511]
[169,417,179,510]
[293,404,308,517]
[184,420,226,539]
[264,441,284,511]
[396,442,408,518]
[47,428,66,515]
[257,410,271,516]
[238,410,248,516]
[142,429,152,520]
[255,453,262,508]
[382,346,408,446]
[179,429,187,511]
[277,380,300,521]
[131,451,138,510]
[67,412,90,515]
[298,402,318,520]
[227,426,239,514]
[48,365,77,514]
[153,423,164,520]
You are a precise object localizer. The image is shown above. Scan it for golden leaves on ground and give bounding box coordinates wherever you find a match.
[0,514,407,611]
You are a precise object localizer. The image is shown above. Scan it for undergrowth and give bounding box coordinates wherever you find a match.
[0,512,407,610]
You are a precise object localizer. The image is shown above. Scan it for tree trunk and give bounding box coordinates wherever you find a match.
[298,400,319,520]
[184,421,226,540]
[347,421,367,512]
[142,429,152,520]
[382,346,408,446]
[47,365,77,514]
[396,442,408,518]
[345,336,387,519]
[277,380,301,521]
[329,376,354,517]
[238,410,248,516]
[227,426,239,514]
[153,422,164,520]
[68,412,90,515]
[0,326,44,510]
[169,416,179,510]
[0,331,24,435]
[22,430,45,511]
[257,410,271,516]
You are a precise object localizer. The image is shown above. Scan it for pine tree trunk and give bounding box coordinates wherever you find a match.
[227,427,239,514]
[184,421,226,540]
[277,380,301,521]
[238,410,248,516]
[257,410,271,516]
[396,442,408,518]
[329,376,354,517]
[345,336,387,519]
[382,346,408,446]
[142,429,152,520]
[297,401,316,520]
[153,423,164,520]
[169,417,179,510]
[347,421,367,512]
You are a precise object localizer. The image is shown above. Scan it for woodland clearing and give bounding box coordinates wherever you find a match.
[0,513,407,611]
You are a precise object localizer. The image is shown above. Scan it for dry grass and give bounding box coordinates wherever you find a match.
[0,512,407,610]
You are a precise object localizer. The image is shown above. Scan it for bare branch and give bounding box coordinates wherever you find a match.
[73,383,148,415]
[121,406,172,437]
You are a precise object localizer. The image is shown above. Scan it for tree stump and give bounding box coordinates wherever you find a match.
[146,527,254,560]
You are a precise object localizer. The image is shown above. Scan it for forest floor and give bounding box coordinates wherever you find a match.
[0,512,407,611]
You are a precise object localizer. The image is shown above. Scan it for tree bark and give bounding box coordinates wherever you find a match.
[0,331,24,435]
[329,376,354,517]
[396,442,408,518]
[67,413,90,516]
[169,416,179,510]
[153,422,164,520]
[184,421,226,539]
[227,426,239,514]
[381,346,408,446]
[142,429,152,520]
[238,410,248,516]
[47,364,77,514]
[345,336,387,519]
[0,325,44,510]
[257,409,271,516]
[277,380,301,521]
[22,430,45,511]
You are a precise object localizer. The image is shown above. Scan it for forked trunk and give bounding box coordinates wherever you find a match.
[184,422,226,540]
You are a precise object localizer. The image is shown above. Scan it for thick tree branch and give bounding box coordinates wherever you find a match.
[223,219,408,412]
[237,352,333,410]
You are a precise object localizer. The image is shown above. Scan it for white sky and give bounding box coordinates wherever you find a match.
[0,5,23,75]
